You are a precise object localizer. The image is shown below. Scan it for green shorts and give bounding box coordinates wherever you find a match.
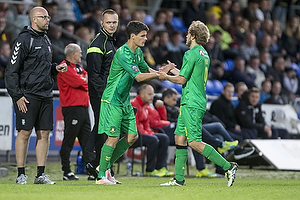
[98,101,138,137]
[174,105,204,143]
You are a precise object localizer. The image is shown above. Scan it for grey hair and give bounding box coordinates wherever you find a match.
[64,43,80,57]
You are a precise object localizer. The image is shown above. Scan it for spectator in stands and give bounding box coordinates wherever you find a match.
[259,49,271,75]
[149,10,167,32]
[281,16,300,62]
[235,87,290,139]
[81,6,103,35]
[204,35,224,80]
[60,20,76,46]
[256,0,272,21]
[266,55,285,84]
[0,12,10,44]
[230,56,255,88]
[257,18,273,41]
[207,12,234,57]
[182,0,206,27]
[6,1,31,41]
[264,80,289,104]
[272,0,292,30]
[238,32,259,62]
[52,0,77,23]
[48,22,65,64]
[152,30,169,66]
[232,15,248,45]
[207,0,232,19]
[0,41,9,88]
[210,83,253,141]
[257,33,272,53]
[75,26,92,61]
[165,30,189,67]
[246,55,266,89]
[42,0,58,18]
[161,8,175,36]
[282,67,298,102]
[229,0,242,20]
[235,81,248,100]
[242,0,260,20]
[259,79,271,103]
[249,17,261,37]
[131,84,174,177]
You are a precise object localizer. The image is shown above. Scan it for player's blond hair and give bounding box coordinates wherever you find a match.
[188,21,210,46]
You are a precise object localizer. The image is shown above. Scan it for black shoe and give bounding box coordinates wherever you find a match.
[233,147,255,160]
[87,175,95,181]
[63,172,79,181]
[85,162,98,178]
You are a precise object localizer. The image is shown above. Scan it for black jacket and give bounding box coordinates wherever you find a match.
[209,94,237,129]
[5,26,57,102]
[86,28,116,98]
[235,99,266,133]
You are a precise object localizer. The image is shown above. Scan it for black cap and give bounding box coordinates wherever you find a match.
[42,0,58,6]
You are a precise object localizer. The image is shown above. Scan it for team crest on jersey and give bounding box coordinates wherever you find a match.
[131,65,139,73]
[110,126,116,134]
[199,50,204,56]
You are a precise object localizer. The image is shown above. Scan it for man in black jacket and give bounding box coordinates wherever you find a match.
[5,7,67,185]
[235,87,290,139]
[84,9,119,180]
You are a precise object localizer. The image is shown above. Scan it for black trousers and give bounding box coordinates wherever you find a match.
[60,106,91,174]
[85,96,107,168]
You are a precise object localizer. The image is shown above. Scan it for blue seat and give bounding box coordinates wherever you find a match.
[172,16,187,33]
[212,80,223,95]
[223,59,234,71]
[206,79,214,95]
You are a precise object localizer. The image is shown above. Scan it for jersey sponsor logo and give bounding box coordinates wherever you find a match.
[10,42,21,65]
[199,50,204,56]
[131,65,139,73]
[110,126,116,134]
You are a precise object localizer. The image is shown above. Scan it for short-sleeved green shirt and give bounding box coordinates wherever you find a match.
[101,43,149,106]
[179,45,210,111]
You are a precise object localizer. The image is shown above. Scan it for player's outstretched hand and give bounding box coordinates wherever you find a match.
[157,71,168,80]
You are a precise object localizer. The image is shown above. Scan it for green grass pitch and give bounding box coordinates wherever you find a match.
[1,162,300,200]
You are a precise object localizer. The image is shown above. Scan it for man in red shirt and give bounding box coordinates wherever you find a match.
[131,84,174,177]
[57,43,91,181]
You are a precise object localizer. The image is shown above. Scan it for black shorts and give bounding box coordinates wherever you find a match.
[13,96,53,131]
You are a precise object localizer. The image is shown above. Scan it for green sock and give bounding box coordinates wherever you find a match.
[174,148,188,182]
[107,137,131,169]
[202,144,231,171]
[98,144,115,178]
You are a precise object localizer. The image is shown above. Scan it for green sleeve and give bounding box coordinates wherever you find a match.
[179,51,195,80]
[118,52,141,78]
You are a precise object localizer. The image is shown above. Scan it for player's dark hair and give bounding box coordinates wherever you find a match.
[126,21,149,39]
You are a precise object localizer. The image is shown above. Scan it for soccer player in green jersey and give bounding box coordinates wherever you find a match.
[95,21,175,185]
[158,21,238,187]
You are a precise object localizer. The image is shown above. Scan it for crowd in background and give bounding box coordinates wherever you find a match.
[1,0,300,105]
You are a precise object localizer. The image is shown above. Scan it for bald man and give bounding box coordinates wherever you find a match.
[5,7,67,185]
[57,43,91,181]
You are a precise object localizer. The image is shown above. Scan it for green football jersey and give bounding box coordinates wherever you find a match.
[179,45,210,110]
[101,43,149,106]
